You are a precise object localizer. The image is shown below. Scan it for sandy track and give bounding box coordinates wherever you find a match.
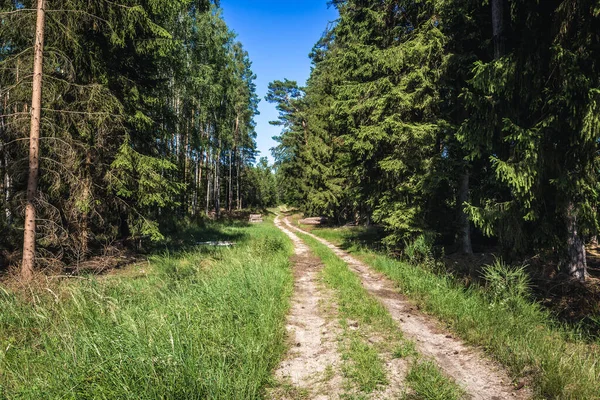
[283,217,530,400]
[269,217,343,399]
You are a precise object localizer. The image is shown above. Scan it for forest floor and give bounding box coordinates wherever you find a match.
[273,214,528,400]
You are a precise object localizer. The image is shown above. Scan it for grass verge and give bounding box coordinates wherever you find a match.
[404,360,466,400]
[310,226,600,400]
[0,219,293,399]
[298,232,464,400]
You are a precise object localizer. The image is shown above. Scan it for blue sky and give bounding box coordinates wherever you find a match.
[219,0,339,163]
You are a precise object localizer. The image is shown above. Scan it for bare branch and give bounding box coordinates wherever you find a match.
[0,9,36,16]
[41,108,123,117]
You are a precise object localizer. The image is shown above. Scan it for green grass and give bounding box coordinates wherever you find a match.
[342,336,388,393]
[298,233,394,394]
[297,233,463,398]
[404,361,465,400]
[392,341,417,359]
[0,220,293,399]
[310,226,600,400]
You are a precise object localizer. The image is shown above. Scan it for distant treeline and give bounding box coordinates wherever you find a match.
[268,0,600,281]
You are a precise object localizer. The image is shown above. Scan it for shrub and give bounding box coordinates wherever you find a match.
[254,236,286,254]
[403,234,435,266]
[482,257,532,312]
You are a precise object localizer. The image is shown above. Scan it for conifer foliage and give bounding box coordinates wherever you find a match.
[0,0,265,278]
[271,0,600,281]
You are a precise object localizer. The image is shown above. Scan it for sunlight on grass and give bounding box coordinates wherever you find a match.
[298,233,462,398]
[0,222,293,399]
[310,227,600,400]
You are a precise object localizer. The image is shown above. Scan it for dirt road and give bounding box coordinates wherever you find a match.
[275,215,530,400]
[269,217,344,399]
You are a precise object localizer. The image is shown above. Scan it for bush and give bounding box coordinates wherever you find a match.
[254,236,286,254]
[403,234,435,266]
[482,257,532,312]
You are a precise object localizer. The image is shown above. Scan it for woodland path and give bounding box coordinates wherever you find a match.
[277,215,531,400]
[268,216,344,399]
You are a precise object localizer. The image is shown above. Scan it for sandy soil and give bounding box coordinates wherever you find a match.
[269,217,344,400]
[284,217,531,400]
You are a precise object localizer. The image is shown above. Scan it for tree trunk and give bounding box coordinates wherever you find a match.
[302,119,308,144]
[206,151,211,217]
[491,0,505,59]
[119,206,130,240]
[192,154,199,217]
[0,93,10,226]
[237,151,241,210]
[457,170,473,254]
[78,152,92,262]
[228,149,233,212]
[0,144,5,220]
[79,184,90,265]
[1,143,12,226]
[21,0,46,282]
[199,148,205,213]
[566,202,587,282]
[198,128,206,217]
[233,115,240,212]
[215,146,221,219]
[181,120,188,216]
[456,0,505,257]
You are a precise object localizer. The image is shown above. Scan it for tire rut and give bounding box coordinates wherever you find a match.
[269,217,344,400]
[283,217,531,400]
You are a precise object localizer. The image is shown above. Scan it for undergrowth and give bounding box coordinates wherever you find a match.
[0,220,293,399]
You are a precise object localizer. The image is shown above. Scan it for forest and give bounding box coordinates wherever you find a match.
[269,0,600,283]
[0,0,278,279]
[1,0,600,399]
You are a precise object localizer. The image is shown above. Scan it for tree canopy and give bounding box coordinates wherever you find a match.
[0,0,268,274]
[271,0,600,281]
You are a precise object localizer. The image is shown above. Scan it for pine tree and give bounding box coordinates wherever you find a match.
[460,0,600,280]
[21,0,46,281]
[273,0,600,283]
[0,0,262,276]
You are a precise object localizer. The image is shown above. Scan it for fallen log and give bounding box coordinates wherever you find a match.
[197,241,236,247]
[249,214,263,223]
[298,216,328,226]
